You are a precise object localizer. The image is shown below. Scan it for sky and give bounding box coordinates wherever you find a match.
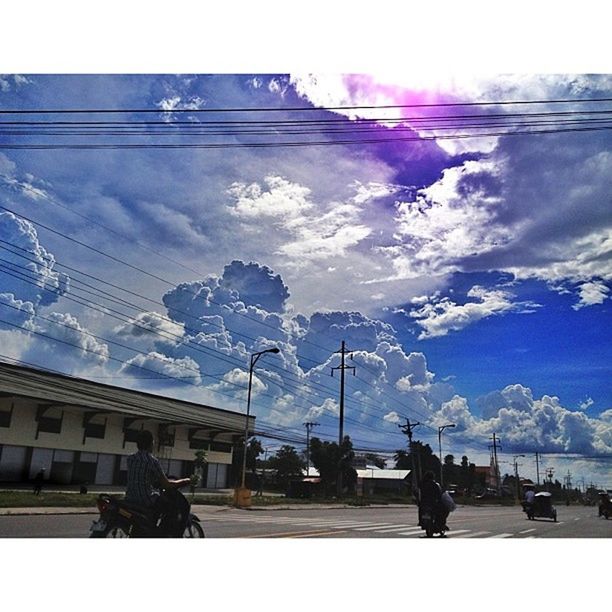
[0,73,610,487]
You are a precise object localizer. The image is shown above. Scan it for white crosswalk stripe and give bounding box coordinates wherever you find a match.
[490,533,514,538]
[371,525,418,533]
[443,530,471,537]
[353,524,398,531]
[459,531,491,538]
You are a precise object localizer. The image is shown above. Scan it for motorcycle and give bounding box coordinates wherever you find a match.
[419,504,447,538]
[598,493,611,519]
[89,488,204,538]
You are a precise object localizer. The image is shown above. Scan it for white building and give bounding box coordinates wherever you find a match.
[0,361,252,489]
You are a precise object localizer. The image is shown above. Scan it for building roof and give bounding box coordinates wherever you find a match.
[356,468,410,480]
[0,361,251,434]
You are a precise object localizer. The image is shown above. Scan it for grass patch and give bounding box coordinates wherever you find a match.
[0,491,98,508]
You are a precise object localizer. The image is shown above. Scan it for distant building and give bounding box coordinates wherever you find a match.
[0,362,251,488]
[355,466,410,496]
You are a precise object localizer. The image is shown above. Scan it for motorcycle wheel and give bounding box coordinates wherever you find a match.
[183,521,205,538]
[425,526,434,538]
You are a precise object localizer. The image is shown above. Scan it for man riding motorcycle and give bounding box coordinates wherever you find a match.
[125,429,192,535]
[418,470,449,533]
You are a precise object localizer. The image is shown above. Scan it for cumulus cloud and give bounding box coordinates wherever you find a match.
[453,386,612,456]
[208,367,266,400]
[114,311,185,346]
[0,211,70,312]
[120,352,201,384]
[28,312,110,365]
[228,176,373,266]
[409,286,538,339]
[305,397,339,421]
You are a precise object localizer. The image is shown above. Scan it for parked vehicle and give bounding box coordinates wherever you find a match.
[524,491,557,522]
[89,489,204,538]
[598,492,611,519]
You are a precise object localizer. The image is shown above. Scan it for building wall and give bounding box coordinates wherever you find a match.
[0,396,235,487]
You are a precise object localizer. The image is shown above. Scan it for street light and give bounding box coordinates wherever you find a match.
[240,347,280,491]
[438,423,456,488]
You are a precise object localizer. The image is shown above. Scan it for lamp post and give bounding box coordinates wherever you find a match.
[513,454,525,503]
[239,347,280,492]
[438,423,456,488]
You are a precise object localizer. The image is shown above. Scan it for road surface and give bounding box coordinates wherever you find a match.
[1,503,610,538]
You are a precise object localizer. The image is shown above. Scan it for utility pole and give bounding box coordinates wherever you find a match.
[331,340,355,497]
[489,433,502,495]
[398,418,420,501]
[534,452,541,487]
[513,455,525,504]
[303,421,319,476]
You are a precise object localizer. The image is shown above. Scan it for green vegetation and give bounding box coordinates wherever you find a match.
[0,491,99,508]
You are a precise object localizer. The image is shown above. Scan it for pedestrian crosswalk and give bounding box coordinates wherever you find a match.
[204,514,536,538]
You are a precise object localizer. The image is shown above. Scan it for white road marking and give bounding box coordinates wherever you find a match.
[396,528,428,536]
[519,528,536,534]
[460,531,491,538]
[442,530,471,537]
[490,533,514,538]
[353,524,397,531]
[372,525,419,533]
[333,522,392,529]
[555,522,564,525]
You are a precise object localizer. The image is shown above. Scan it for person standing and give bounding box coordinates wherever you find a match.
[33,468,45,495]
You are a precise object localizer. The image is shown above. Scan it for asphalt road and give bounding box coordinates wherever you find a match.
[1,503,610,538]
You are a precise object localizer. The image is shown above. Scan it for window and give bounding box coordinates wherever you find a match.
[38,414,62,434]
[0,408,12,428]
[84,421,106,439]
[189,438,209,450]
[210,441,232,453]
[123,428,141,444]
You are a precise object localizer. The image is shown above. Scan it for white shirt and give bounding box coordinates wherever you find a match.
[524,490,535,503]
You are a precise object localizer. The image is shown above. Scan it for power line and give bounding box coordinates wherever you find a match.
[1,97,611,114]
[2,124,611,149]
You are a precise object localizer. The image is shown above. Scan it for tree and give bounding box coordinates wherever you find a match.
[310,436,357,496]
[365,453,387,469]
[268,445,305,489]
[394,450,411,469]
[190,449,208,498]
[231,438,263,487]
[393,443,441,480]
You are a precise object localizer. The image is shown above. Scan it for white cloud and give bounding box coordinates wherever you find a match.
[383,411,401,424]
[305,397,339,421]
[0,211,70,310]
[228,175,313,220]
[409,286,535,339]
[121,352,201,384]
[572,280,610,310]
[578,397,594,411]
[228,176,373,266]
[35,312,110,365]
[114,311,185,346]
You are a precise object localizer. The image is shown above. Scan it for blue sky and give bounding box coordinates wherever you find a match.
[0,73,610,485]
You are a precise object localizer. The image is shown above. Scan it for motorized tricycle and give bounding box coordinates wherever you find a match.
[524,491,557,522]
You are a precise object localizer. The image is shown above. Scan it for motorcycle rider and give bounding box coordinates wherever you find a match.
[125,430,191,534]
[418,470,449,530]
[522,484,535,513]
